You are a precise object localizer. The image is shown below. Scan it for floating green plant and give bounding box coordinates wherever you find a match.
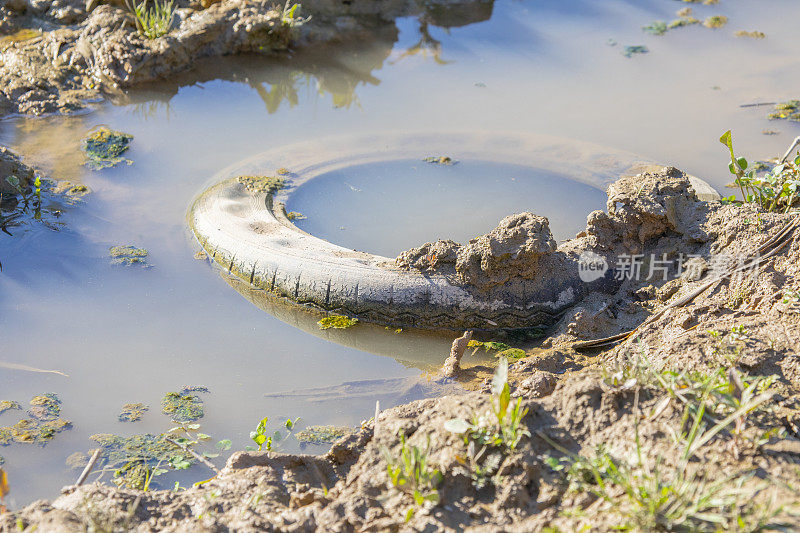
[703,15,728,29]
[622,45,648,58]
[495,348,526,361]
[52,182,91,202]
[119,403,149,422]
[286,211,306,220]
[161,392,204,423]
[467,340,511,352]
[109,245,149,266]
[767,100,800,122]
[0,394,72,446]
[422,156,456,165]
[296,425,350,444]
[317,315,359,330]
[668,17,699,29]
[0,402,21,417]
[90,432,188,489]
[734,30,765,39]
[82,127,134,170]
[642,21,667,36]
[237,175,286,195]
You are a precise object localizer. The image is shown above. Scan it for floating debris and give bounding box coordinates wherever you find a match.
[0,394,72,446]
[422,156,457,165]
[734,30,766,39]
[286,211,306,221]
[642,21,667,36]
[82,126,133,170]
[768,100,800,122]
[296,425,351,445]
[276,167,291,175]
[703,15,728,29]
[161,392,204,423]
[109,245,149,267]
[0,402,21,416]
[118,403,149,423]
[317,315,359,330]
[762,130,780,135]
[237,175,286,195]
[193,249,208,260]
[622,45,648,58]
[606,38,617,47]
[494,348,526,361]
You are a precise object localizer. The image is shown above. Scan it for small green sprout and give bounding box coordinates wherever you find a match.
[134,0,175,39]
[381,431,442,521]
[250,417,270,451]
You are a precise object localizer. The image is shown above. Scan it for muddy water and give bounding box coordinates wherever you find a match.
[2,0,800,505]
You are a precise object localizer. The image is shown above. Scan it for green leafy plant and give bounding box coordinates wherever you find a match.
[134,0,175,39]
[250,416,271,451]
[280,0,309,27]
[380,431,442,521]
[720,130,800,212]
[445,357,530,451]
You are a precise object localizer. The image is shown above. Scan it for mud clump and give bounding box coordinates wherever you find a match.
[397,212,558,291]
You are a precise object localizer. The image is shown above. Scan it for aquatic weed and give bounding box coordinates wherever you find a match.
[422,156,456,165]
[317,315,359,330]
[118,403,149,422]
[494,348,526,361]
[642,21,667,36]
[703,15,728,29]
[622,45,648,58]
[82,127,133,170]
[295,425,350,445]
[237,175,286,195]
[286,211,306,220]
[768,100,800,122]
[109,245,149,267]
[161,391,204,423]
[0,394,72,446]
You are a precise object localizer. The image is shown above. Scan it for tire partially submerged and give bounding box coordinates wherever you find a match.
[188,132,717,330]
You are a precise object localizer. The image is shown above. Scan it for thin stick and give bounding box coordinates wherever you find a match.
[779,136,800,163]
[76,449,102,486]
[0,361,69,377]
[739,102,776,108]
[165,437,220,474]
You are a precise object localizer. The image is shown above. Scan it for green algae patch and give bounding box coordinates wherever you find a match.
[238,175,286,195]
[622,45,648,58]
[735,30,765,39]
[668,17,699,29]
[161,392,204,423]
[703,15,728,29]
[642,21,667,36]
[286,211,306,220]
[296,425,351,445]
[82,126,134,170]
[180,385,210,394]
[495,348,526,361]
[467,340,511,352]
[0,402,21,417]
[28,394,61,422]
[768,100,800,122]
[109,245,149,266]
[0,395,72,446]
[89,433,187,489]
[118,403,149,422]
[423,156,457,165]
[317,315,359,330]
[52,181,91,202]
